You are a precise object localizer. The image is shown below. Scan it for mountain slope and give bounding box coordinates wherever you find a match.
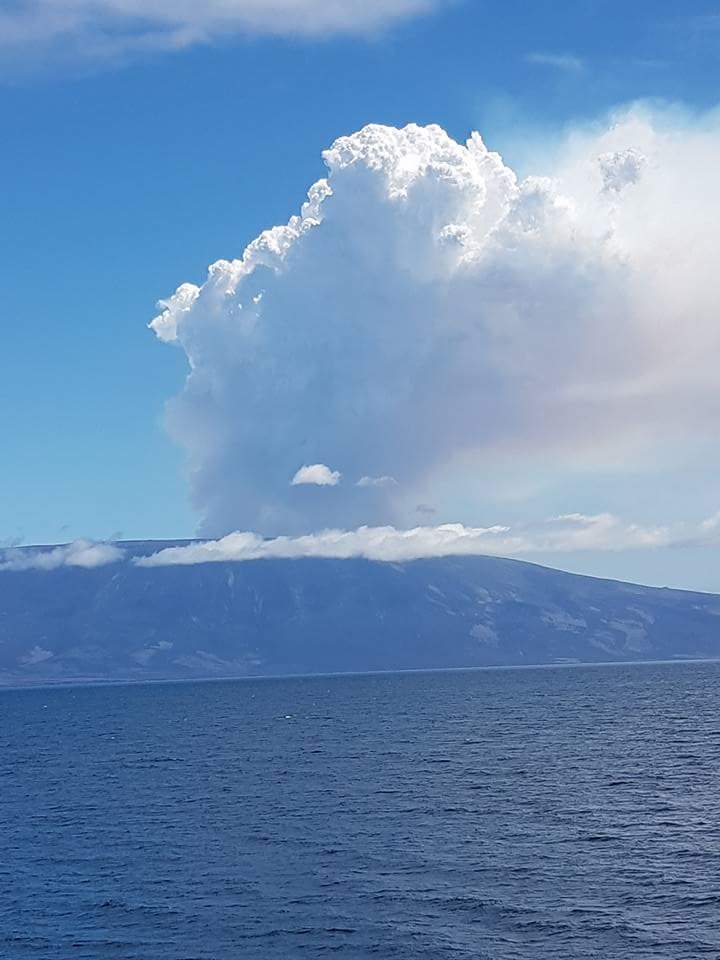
[1,543,719,684]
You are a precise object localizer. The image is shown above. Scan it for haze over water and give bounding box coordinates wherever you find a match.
[2,662,718,959]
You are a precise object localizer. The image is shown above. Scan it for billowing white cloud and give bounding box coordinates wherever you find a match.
[0,0,442,66]
[152,111,720,537]
[291,463,342,486]
[137,511,720,567]
[0,539,125,572]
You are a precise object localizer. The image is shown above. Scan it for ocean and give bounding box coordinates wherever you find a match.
[1,662,719,959]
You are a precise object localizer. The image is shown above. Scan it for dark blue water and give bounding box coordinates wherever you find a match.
[2,662,719,959]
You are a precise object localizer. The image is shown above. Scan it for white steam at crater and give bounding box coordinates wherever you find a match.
[152,112,720,536]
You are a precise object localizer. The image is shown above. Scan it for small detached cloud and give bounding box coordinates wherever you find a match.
[291,464,342,487]
[0,539,124,572]
[356,475,398,488]
[526,52,585,72]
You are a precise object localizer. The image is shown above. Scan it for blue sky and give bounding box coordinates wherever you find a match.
[3,0,720,589]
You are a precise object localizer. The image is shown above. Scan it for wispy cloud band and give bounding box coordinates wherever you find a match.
[135,512,720,567]
[0,540,124,572]
[2,510,720,572]
[0,0,445,68]
[526,51,585,72]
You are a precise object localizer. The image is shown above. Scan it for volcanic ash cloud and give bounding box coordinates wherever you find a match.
[151,116,720,536]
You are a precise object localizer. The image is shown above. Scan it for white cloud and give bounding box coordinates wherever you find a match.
[0,539,125,572]
[356,475,398,487]
[291,463,342,486]
[0,0,443,67]
[2,510,720,572]
[152,111,720,537]
[136,524,512,566]
[526,52,584,72]
[137,511,720,567]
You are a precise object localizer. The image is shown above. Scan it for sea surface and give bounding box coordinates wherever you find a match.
[1,662,719,959]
